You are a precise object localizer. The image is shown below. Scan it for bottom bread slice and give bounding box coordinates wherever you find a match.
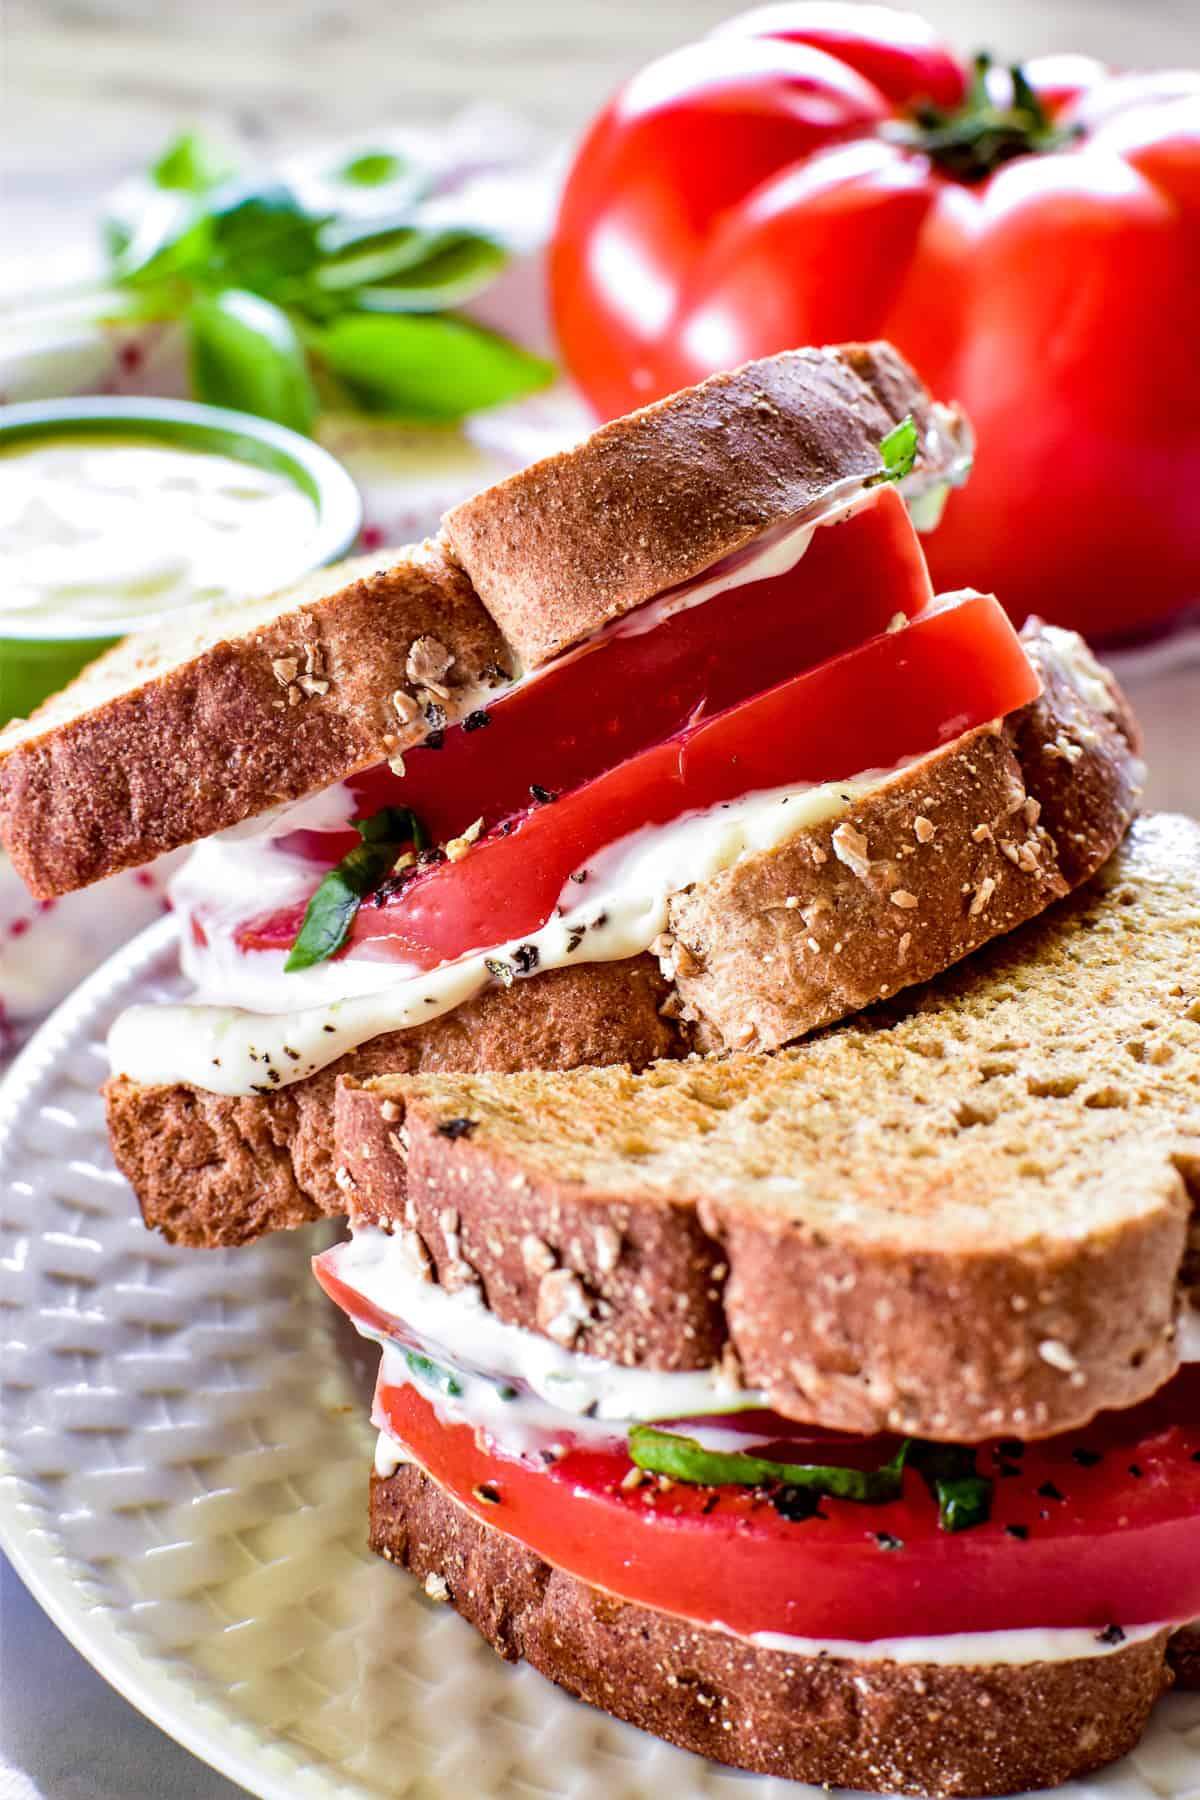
[106,956,678,1247]
[369,1464,1177,1799]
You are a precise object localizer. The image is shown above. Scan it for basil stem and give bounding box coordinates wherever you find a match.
[284,804,426,971]
[628,1424,907,1504]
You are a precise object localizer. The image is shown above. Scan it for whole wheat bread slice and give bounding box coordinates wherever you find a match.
[107,624,1138,1253]
[337,814,1200,1444]
[443,341,970,668]
[106,955,678,1247]
[370,1463,1180,1797]
[0,539,510,899]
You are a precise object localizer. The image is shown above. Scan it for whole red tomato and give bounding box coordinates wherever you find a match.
[551,5,1200,639]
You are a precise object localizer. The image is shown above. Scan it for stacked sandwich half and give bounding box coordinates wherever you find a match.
[3,343,1196,1796]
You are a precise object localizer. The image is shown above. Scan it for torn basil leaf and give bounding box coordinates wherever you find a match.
[877,412,919,482]
[285,805,427,971]
[628,1424,907,1505]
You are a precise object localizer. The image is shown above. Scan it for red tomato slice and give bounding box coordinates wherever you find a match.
[270,489,930,872]
[327,590,1037,970]
[372,1371,1200,1643]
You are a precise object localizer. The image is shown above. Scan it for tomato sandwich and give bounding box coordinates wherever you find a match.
[320,814,1200,1795]
[0,343,1141,1255]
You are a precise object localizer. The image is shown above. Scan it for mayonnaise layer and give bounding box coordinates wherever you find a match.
[328,1226,762,1457]
[109,768,889,1094]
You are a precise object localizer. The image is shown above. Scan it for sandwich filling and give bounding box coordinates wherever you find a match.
[316,1232,1200,1655]
[105,486,1043,1087]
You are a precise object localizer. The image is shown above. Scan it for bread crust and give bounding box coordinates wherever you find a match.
[106,957,678,1248]
[337,812,1199,1443]
[666,622,1143,1052]
[0,538,509,899]
[443,343,968,668]
[369,1463,1172,1797]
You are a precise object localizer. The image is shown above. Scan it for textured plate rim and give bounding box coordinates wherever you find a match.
[0,916,304,1800]
[2,917,1199,1800]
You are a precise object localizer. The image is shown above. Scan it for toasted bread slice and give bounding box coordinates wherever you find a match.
[107,624,1139,1252]
[370,1463,1177,1798]
[667,623,1142,1052]
[443,341,971,668]
[337,814,1200,1444]
[0,539,509,899]
[105,956,679,1248]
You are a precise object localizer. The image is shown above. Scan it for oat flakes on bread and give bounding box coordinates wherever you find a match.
[0,538,508,899]
[337,814,1200,1444]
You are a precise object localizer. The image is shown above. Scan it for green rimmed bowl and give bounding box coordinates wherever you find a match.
[0,396,363,725]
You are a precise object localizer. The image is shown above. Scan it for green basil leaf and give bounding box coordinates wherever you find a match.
[188,289,317,433]
[403,1351,463,1398]
[906,1441,994,1533]
[340,150,408,187]
[353,236,510,314]
[152,132,236,194]
[628,1425,908,1505]
[314,226,450,292]
[285,806,425,971]
[313,312,555,422]
[879,413,918,481]
[207,186,327,294]
[107,190,214,286]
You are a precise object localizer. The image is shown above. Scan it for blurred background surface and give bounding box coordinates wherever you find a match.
[8,0,1200,254]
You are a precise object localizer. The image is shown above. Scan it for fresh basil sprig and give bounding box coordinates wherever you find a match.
[19,131,555,433]
[285,805,426,972]
[628,1423,993,1533]
[873,412,919,484]
[628,1424,908,1505]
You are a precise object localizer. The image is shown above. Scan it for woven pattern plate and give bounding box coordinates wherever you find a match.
[2,919,1200,1800]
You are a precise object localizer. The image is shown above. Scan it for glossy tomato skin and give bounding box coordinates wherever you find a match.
[551,6,1200,638]
[339,590,1037,969]
[372,1371,1200,1643]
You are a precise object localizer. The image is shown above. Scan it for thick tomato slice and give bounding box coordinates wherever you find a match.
[270,488,930,873]
[373,1372,1200,1643]
[328,590,1037,969]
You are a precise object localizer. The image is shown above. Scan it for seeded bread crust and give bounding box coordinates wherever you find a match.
[105,957,678,1248]
[337,816,1200,1443]
[443,343,969,668]
[666,624,1143,1052]
[0,538,509,899]
[369,1464,1172,1797]
[110,624,1135,1263]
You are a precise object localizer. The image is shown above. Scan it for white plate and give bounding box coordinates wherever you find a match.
[2,919,1200,1800]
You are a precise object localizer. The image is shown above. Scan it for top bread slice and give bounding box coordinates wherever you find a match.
[0,540,510,899]
[336,813,1200,1446]
[443,341,970,668]
[0,342,963,898]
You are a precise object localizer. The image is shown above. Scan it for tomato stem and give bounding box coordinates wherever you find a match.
[885,52,1081,182]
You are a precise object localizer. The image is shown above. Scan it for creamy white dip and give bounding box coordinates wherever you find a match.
[0,436,320,633]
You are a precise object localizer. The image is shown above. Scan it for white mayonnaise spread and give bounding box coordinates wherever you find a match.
[349,1236,1176,1669]
[328,1226,763,1456]
[741,1620,1166,1668]
[0,436,319,633]
[109,765,893,1093]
